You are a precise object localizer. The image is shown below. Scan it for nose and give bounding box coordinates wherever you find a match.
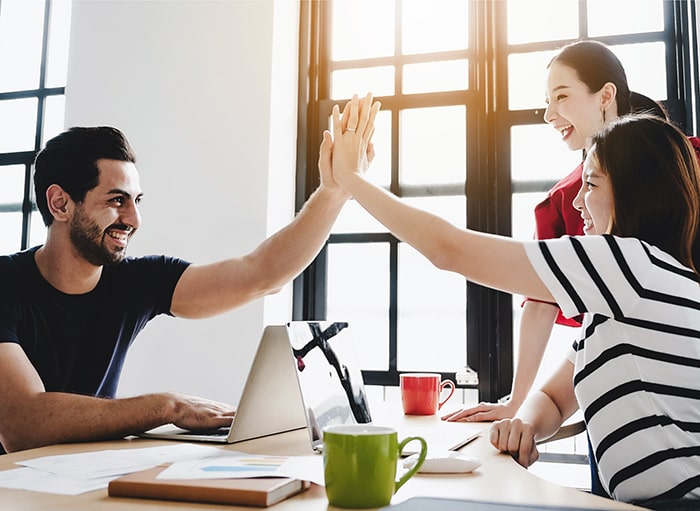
[544,102,556,124]
[572,182,585,212]
[121,199,142,231]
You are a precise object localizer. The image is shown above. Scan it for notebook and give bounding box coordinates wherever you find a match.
[140,321,373,452]
[108,464,309,507]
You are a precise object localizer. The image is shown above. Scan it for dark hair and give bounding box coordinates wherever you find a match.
[33,126,137,226]
[591,114,700,274]
[629,91,667,120]
[550,40,633,115]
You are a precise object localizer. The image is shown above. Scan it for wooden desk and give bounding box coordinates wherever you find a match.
[0,413,644,511]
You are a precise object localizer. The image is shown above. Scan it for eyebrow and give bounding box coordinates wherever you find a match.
[106,188,144,200]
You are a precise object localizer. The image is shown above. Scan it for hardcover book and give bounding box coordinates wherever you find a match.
[108,465,310,507]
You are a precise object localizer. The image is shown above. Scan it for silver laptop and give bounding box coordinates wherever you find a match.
[140,321,372,452]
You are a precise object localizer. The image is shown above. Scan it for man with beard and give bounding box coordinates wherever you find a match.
[0,98,378,454]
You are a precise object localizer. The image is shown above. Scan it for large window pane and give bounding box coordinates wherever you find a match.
[507,0,578,45]
[0,98,38,153]
[331,67,395,100]
[331,0,394,61]
[401,0,468,55]
[400,106,466,186]
[45,0,73,88]
[0,0,45,92]
[587,0,664,37]
[397,243,466,371]
[333,200,388,234]
[512,192,546,241]
[0,212,23,254]
[613,42,667,101]
[510,124,582,183]
[43,95,66,145]
[327,243,390,371]
[508,51,557,111]
[0,165,25,204]
[403,60,469,94]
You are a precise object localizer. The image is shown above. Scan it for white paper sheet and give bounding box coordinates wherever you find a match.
[0,444,226,495]
[157,451,326,486]
[17,443,223,479]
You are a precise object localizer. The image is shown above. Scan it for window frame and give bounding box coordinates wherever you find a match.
[295,0,698,401]
[0,0,66,251]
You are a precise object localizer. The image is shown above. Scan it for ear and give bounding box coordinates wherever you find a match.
[600,82,618,117]
[46,184,71,223]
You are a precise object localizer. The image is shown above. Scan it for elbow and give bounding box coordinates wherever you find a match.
[0,429,42,453]
[428,243,463,275]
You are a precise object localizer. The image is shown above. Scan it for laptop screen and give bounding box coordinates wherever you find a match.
[286,321,372,449]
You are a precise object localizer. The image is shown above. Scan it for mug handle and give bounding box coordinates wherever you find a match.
[395,436,427,493]
[438,379,456,410]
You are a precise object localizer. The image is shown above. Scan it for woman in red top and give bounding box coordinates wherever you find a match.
[444,41,672,422]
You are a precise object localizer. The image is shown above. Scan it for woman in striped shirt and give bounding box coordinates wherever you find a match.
[328,95,700,507]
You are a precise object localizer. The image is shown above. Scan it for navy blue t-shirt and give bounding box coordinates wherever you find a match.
[0,247,190,398]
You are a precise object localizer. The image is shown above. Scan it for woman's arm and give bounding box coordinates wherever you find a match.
[330,97,554,303]
[489,357,578,468]
[443,301,559,422]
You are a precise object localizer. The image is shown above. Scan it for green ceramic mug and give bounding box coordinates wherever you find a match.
[322,424,427,509]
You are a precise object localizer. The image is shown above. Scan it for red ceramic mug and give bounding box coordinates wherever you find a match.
[400,373,456,415]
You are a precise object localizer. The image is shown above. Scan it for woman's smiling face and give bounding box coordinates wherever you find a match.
[573,148,613,235]
[544,62,608,152]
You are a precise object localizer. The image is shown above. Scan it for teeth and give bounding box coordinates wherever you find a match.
[107,231,128,241]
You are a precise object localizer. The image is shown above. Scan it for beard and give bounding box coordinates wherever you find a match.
[69,205,128,266]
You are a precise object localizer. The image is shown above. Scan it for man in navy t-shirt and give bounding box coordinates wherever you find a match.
[0,98,378,454]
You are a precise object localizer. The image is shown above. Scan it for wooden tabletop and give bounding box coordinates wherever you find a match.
[0,409,645,510]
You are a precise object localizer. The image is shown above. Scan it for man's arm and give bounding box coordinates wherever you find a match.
[170,95,378,319]
[170,184,347,319]
[0,343,235,452]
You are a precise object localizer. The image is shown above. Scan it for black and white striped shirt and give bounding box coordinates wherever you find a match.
[525,234,700,502]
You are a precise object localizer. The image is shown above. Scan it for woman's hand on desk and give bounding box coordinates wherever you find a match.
[166,393,236,431]
[441,399,520,422]
[489,418,539,468]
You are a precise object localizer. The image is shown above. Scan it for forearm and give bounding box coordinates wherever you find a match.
[1,392,176,453]
[339,173,553,301]
[514,359,579,442]
[513,390,568,442]
[246,183,347,292]
[339,173,468,270]
[509,301,559,407]
[171,184,347,318]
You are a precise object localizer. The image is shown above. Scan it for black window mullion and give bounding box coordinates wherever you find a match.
[296,0,697,403]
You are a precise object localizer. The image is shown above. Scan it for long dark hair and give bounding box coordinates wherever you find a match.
[591,114,700,275]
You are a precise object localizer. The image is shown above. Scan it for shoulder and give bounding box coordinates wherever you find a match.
[0,247,40,281]
[536,235,691,277]
[104,254,191,282]
[689,136,700,160]
[547,162,583,197]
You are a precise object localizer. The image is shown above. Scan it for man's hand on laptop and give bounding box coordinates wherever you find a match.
[167,393,236,431]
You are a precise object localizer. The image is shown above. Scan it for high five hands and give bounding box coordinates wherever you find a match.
[328,93,381,189]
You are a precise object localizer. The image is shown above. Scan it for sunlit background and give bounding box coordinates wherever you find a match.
[0,0,690,398]
[315,0,671,388]
[0,0,72,253]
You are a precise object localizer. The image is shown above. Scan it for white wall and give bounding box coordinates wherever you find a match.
[64,0,300,404]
